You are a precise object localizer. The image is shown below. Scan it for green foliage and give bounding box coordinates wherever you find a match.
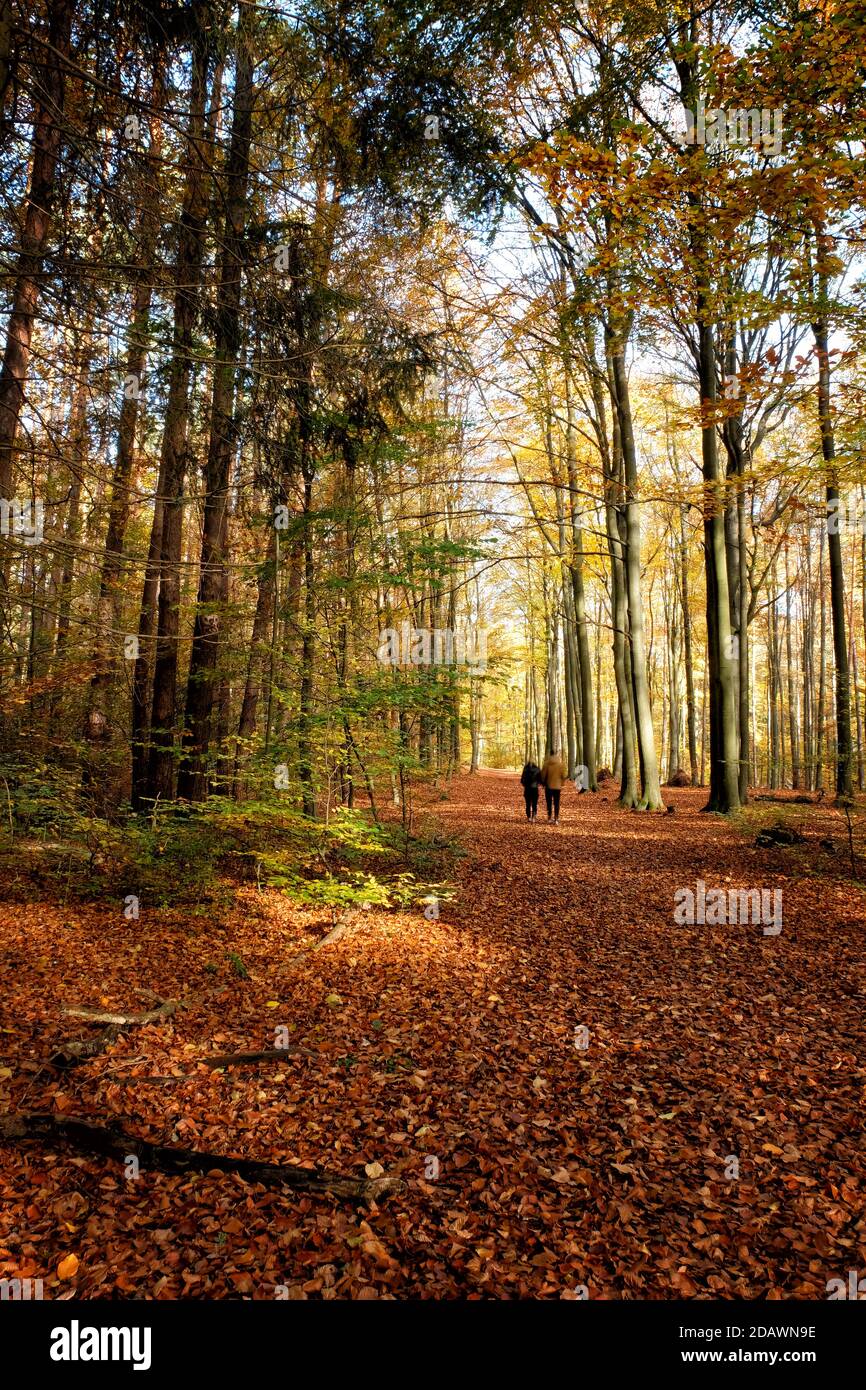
[0,752,460,915]
[0,760,85,838]
[260,806,456,910]
[226,951,250,979]
[265,868,392,907]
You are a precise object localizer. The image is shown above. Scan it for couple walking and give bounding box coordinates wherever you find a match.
[520,750,566,825]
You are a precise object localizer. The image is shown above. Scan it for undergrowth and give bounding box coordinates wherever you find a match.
[0,759,462,913]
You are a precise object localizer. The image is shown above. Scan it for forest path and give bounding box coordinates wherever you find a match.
[0,773,863,1298]
[405,771,864,1296]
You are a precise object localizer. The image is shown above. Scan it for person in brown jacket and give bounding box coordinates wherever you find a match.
[540,749,566,823]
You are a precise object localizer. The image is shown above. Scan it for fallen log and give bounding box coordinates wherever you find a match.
[50,1026,123,1068]
[286,917,356,967]
[314,919,353,949]
[65,1047,318,1082]
[755,824,806,847]
[50,999,181,1069]
[203,1047,316,1066]
[0,1112,402,1201]
[753,790,825,805]
[62,1000,179,1027]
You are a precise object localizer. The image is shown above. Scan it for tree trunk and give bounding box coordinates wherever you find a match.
[811,224,852,800]
[177,16,254,800]
[679,506,699,784]
[232,527,276,796]
[144,41,216,803]
[816,524,827,792]
[608,334,663,809]
[88,78,164,734]
[564,371,596,788]
[666,575,681,781]
[697,319,740,812]
[785,547,801,788]
[50,337,90,692]
[0,0,73,499]
[297,458,316,817]
[675,53,739,811]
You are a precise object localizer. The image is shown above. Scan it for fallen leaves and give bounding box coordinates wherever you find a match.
[0,774,863,1299]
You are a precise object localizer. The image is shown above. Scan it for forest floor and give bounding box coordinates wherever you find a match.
[1,772,864,1299]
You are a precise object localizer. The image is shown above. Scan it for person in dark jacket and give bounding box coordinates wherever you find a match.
[520,761,542,821]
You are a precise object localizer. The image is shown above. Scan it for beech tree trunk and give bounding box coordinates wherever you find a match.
[564,368,596,789]
[811,224,852,801]
[608,329,663,810]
